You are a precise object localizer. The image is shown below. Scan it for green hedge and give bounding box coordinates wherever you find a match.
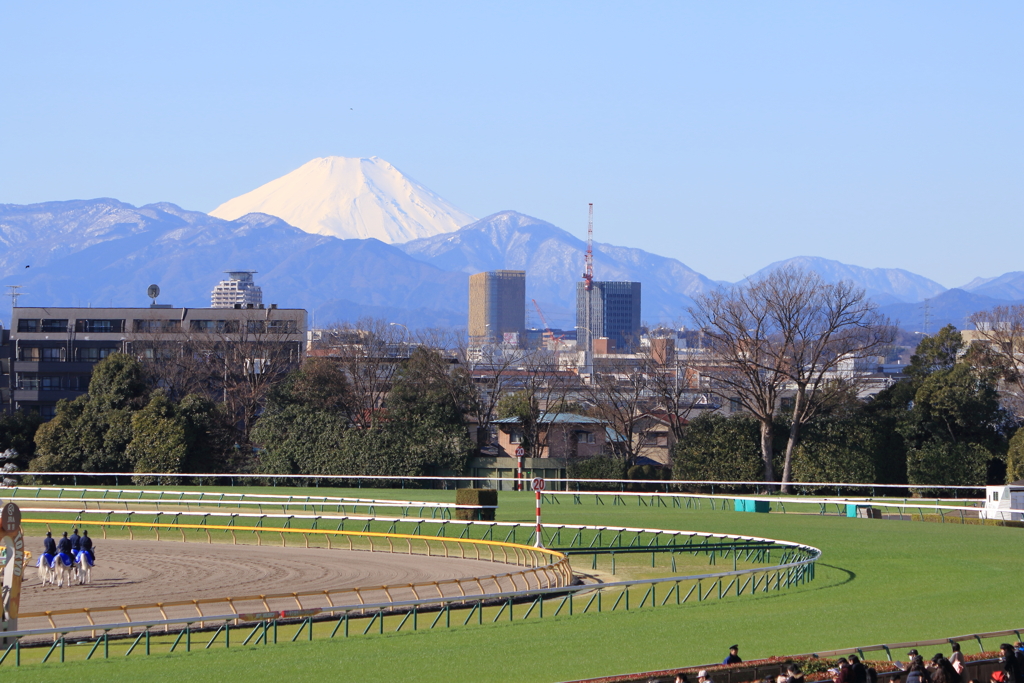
[455,488,497,521]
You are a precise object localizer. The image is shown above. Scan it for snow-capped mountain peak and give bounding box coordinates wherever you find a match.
[209,156,476,243]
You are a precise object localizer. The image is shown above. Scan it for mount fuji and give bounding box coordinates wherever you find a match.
[209,156,476,243]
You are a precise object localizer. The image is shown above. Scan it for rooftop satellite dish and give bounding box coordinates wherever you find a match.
[147,284,160,304]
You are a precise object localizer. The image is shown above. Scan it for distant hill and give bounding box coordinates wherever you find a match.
[877,288,1024,333]
[209,156,475,243]
[0,199,466,328]
[399,211,719,327]
[959,271,1024,301]
[746,256,947,305]
[5,198,1023,335]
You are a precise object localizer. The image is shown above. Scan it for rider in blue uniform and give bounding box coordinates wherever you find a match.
[70,528,81,554]
[42,531,57,565]
[80,530,94,562]
[57,531,73,566]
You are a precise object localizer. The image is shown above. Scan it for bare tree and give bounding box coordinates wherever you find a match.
[635,331,705,442]
[580,356,653,464]
[308,319,406,429]
[690,266,896,488]
[967,305,1024,417]
[457,341,536,451]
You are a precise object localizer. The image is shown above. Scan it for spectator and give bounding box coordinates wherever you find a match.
[949,644,965,676]
[850,655,868,683]
[906,657,930,683]
[787,663,806,683]
[724,646,743,665]
[698,670,713,683]
[674,674,689,683]
[998,644,1020,683]
[1015,643,1024,680]
[931,655,961,683]
[836,658,852,683]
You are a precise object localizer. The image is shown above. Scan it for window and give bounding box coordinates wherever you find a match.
[68,375,89,391]
[18,374,40,390]
[17,319,40,333]
[41,347,64,361]
[19,346,41,361]
[41,319,68,332]
[141,347,175,360]
[576,431,596,444]
[729,397,742,413]
[509,430,523,444]
[75,319,125,333]
[268,320,296,333]
[39,404,57,420]
[134,319,181,333]
[780,397,795,411]
[78,347,117,362]
[246,320,266,333]
[190,320,237,333]
[40,376,62,391]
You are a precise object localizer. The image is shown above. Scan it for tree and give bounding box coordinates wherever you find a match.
[384,347,476,475]
[636,332,704,442]
[581,359,653,465]
[1006,429,1024,484]
[901,363,1005,451]
[492,350,577,460]
[790,416,878,488]
[672,413,765,485]
[308,319,405,429]
[967,306,1024,417]
[32,353,232,478]
[905,325,964,382]
[128,391,189,482]
[0,411,43,467]
[690,266,896,488]
[906,441,989,487]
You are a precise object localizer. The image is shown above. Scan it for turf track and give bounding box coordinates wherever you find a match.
[4,486,1023,683]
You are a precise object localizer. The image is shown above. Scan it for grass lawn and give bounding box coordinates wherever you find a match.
[4,487,1022,682]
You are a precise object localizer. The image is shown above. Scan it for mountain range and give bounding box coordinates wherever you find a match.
[3,155,1023,333]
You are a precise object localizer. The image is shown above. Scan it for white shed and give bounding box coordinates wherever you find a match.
[979,481,1024,521]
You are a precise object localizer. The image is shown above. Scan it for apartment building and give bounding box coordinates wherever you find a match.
[8,304,306,418]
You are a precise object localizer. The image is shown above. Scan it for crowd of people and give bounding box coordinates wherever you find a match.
[647,643,1024,683]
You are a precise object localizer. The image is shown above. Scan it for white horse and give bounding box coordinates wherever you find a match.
[50,553,74,587]
[36,554,56,585]
[74,550,94,584]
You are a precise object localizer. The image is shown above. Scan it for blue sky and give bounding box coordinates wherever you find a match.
[1,2,1020,286]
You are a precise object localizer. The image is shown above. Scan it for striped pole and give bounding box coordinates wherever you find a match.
[533,477,544,548]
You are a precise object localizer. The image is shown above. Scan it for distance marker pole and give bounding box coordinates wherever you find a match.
[532,477,544,548]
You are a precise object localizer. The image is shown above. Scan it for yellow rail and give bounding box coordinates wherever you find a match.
[19,516,573,634]
[23,516,566,563]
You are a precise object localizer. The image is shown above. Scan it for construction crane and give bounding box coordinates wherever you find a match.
[531,299,563,347]
[582,203,594,291]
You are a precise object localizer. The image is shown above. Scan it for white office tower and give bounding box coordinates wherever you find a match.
[211,271,263,308]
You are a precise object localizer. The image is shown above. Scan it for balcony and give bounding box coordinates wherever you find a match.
[12,389,84,403]
[12,361,96,374]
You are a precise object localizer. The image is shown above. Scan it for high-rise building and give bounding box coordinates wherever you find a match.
[468,271,526,348]
[211,271,263,309]
[576,281,641,353]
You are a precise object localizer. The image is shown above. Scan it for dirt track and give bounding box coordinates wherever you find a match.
[18,538,536,632]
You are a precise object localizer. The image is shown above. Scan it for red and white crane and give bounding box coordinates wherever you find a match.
[582,203,594,291]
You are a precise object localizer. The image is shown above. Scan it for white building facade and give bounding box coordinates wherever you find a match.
[211,271,263,309]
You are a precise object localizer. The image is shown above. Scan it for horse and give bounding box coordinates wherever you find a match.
[74,550,94,584]
[50,552,75,587]
[36,553,56,585]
